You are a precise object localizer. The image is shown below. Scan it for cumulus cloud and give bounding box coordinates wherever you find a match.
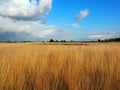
[64,23,82,28]
[0,0,52,22]
[89,31,120,39]
[0,16,70,41]
[0,0,74,41]
[0,16,56,38]
[75,9,89,20]
[0,0,62,41]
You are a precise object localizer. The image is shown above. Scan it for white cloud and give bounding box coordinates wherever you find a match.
[64,23,82,28]
[90,35,109,39]
[89,31,120,39]
[0,0,60,40]
[75,9,89,20]
[0,0,73,41]
[0,0,52,20]
[0,16,71,41]
[0,16,56,38]
[70,23,82,28]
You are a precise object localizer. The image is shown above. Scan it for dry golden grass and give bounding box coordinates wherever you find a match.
[0,42,120,90]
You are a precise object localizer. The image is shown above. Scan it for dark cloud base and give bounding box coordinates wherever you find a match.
[0,32,44,41]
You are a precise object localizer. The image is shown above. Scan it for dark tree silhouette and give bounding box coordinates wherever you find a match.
[50,39,54,42]
[102,38,120,42]
[61,40,66,42]
[55,40,58,42]
[98,39,101,42]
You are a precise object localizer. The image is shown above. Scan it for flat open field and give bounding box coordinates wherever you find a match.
[0,42,120,90]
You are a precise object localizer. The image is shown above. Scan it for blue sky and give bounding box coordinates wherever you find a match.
[48,0,120,27]
[0,0,120,41]
[47,0,120,40]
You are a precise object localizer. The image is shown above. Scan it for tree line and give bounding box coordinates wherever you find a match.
[0,37,120,43]
[98,38,120,42]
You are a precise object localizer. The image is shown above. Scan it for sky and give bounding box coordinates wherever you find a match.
[0,0,120,41]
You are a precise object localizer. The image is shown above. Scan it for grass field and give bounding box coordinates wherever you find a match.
[0,42,120,90]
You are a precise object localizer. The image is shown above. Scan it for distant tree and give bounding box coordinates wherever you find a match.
[98,39,101,42]
[71,40,74,42]
[7,40,11,43]
[61,40,66,42]
[50,39,54,42]
[55,40,58,42]
[102,38,120,42]
[104,39,108,42]
[63,40,66,42]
